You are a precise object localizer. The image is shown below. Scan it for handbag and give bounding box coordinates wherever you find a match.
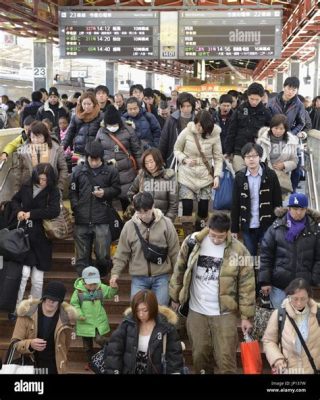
[0,222,30,261]
[108,132,138,171]
[274,169,293,193]
[0,340,35,375]
[43,202,73,240]
[251,292,274,341]
[133,222,168,265]
[105,203,124,242]
[212,162,234,210]
[240,334,263,374]
[90,344,108,374]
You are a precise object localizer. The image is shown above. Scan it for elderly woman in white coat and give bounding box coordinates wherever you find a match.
[257,114,298,196]
[263,278,320,374]
[174,110,223,235]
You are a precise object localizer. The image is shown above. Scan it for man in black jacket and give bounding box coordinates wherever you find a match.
[159,92,196,167]
[70,141,121,277]
[259,193,320,308]
[231,143,282,265]
[216,94,234,154]
[36,87,69,131]
[225,83,272,172]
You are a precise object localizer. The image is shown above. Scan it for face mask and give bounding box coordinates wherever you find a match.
[107,125,119,133]
[180,112,191,118]
[1,104,8,111]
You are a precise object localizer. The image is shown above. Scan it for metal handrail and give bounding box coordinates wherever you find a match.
[303,147,319,211]
[0,155,18,193]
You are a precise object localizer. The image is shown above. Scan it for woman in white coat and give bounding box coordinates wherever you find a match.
[174,110,223,235]
[257,114,298,196]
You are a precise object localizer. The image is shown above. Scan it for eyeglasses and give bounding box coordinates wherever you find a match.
[244,154,259,160]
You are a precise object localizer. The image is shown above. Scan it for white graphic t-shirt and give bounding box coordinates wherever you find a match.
[189,236,226,316]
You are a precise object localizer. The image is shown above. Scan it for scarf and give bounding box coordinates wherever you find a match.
[30,143,50,167]
[76,103,100,123]
[285,212,306,243]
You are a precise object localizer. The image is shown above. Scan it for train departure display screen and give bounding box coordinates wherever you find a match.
[179,10,282,59]
[59,10,159,59]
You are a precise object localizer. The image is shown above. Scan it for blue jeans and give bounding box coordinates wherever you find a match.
[291,149,302,192]
[270,286,286,309]
[243,228,266,257]
[131,274,170,305]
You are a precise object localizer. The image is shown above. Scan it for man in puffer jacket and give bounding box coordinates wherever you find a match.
[123,97,161,150]
[259,193,320,309]
[36,87,68,131]
[110,192,180,305]
[70,141,121,277]
[169,213,255,374]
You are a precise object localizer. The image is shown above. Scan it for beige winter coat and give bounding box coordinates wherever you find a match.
[111,208,180,278]
[174,121,223,192]
[257,127,299,173]
[11,298,78,374]
[263,298,320,374]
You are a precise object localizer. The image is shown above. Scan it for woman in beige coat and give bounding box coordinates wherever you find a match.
[15,121,68,194]
[256,114,298,196]
[174,110,223,234]
[263,278,320,374]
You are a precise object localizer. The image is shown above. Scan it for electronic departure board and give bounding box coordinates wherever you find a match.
[59,10,159,59]
[179,10,282,59]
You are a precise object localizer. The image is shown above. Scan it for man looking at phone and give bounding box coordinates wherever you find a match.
[70,140,121,276]
[11,281,77,374]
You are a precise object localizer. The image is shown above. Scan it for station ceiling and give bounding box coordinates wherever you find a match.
[0,0,318,81]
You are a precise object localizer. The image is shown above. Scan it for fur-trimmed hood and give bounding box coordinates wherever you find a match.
[123,305,178,326]
[16,298,78,325]
[274,207,320,222]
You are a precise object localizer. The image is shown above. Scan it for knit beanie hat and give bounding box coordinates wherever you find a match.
[48,87,60,98]
[42,281,66,303]
[104,105,122,126]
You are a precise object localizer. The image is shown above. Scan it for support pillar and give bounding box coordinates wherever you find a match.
[146,72,154,89]
[106,62,117,95]
[275,71,284,93]
[289,57,300,79]
[314,37,320,97]
[33,40,53,91]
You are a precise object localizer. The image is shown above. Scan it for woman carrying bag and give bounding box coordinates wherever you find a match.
[96,105,142,212]
[263,278,320,374]
[10,163,60,314]
[174,110,223,235]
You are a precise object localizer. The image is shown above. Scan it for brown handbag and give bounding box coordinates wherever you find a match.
[193,133,215,178]
[108,132,138,171]
[43,203,73,240]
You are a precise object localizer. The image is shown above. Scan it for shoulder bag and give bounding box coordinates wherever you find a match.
[108,132,138,171]
[43,202,73,240]
[193,133,214,179]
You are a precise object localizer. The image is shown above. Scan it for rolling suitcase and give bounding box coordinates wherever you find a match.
[0,260,23,313]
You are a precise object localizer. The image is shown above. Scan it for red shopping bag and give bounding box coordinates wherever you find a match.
[240,336,263,374]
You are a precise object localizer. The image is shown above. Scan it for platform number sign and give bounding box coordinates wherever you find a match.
[34,67,47,78]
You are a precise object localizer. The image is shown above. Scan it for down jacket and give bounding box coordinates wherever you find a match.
[104,305,184,374]
[70,278,118,337]
[11,298,77,374]
[122,108,161,149]
[263,298,320,374]
[70,161,121,225]
[96,124,142,199]
[259,207,320,290]
[174,121,223,192]
[127,168,178,221]
[62,111,103,155]
[111,208,180,278]
[169,228,256,320]
[36,100,68,129]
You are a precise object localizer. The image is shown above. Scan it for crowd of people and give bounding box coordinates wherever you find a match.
[0,76,319,375]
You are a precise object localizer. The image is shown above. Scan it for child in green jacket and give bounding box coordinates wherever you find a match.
[70,266,118,369]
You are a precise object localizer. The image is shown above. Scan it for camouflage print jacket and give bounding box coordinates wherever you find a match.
[169,228,256,320]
